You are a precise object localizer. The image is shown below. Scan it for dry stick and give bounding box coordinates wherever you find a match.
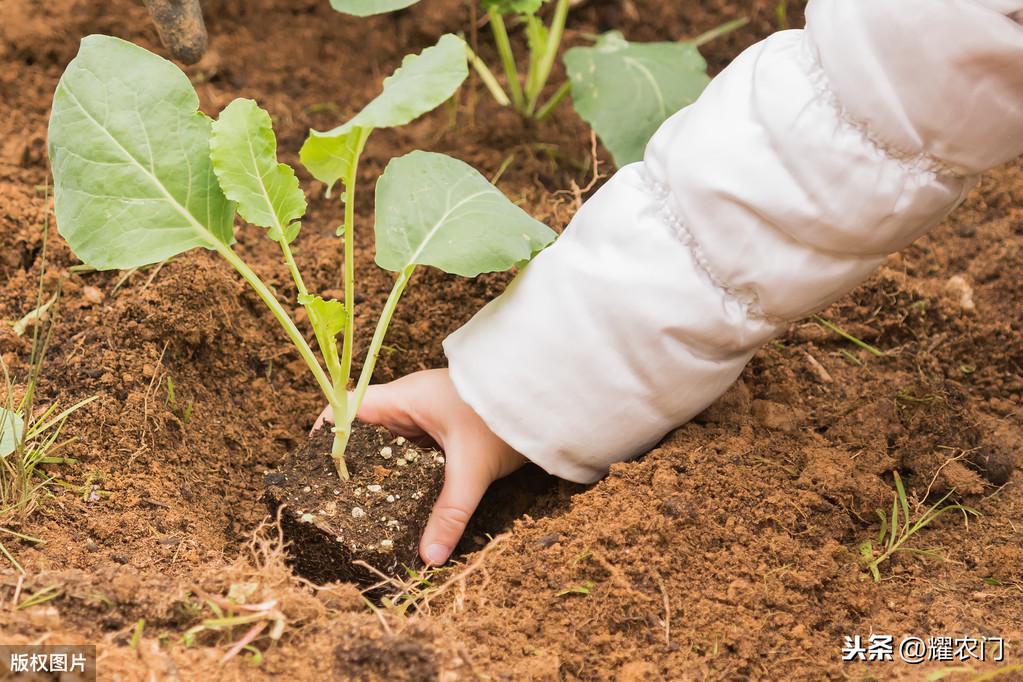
[803,351,833,384]
[420,533,510,616]
[11,574,24,608]
[221,620,267,663]
[590,552,655,603]
[657,578,671,647]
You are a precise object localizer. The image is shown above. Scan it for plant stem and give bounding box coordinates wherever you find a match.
[277,237,308,298]
[464,41,512,107]
[344,265,416,439]
[329,128,372,481]
[525,0,570,115]
[523,14,544,103]
[337,131,371,398]
[488,9,525,111]
[212,243,338,414]
[535,81,571,121]
[690,17,749,48]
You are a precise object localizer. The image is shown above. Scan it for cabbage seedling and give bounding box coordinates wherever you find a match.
[564,20,748,167]
[48,34,556,480]
[328,0,571,119]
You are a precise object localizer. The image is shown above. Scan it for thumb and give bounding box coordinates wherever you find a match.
[356,382,426,439]
[420,439,491,566]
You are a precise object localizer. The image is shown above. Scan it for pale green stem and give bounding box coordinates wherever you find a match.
[488,9,525,112]
[330,128,371,481]
[690,17,749,48]
[277,237,308,298]
[464,42,512,107]
[344,265,416,438]
[211,243,339,415]
[337,130,371,396]
[525,0,570,115]
[523,15,544,102]
[535,81,571,121]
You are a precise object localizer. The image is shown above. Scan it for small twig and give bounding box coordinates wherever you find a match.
[11,574,24,608]
[221,621,267,663]
[657,578,671,646]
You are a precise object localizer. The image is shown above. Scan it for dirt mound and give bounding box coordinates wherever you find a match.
[1,0,1020,680]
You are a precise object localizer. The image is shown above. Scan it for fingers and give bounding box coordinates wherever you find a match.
[311,404,334,434]
[357,375,439,440]
[420,440,491,566]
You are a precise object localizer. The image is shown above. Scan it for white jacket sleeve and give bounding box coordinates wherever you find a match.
[444,0,1023,484]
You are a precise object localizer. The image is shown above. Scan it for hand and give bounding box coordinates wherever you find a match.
[313,368,526,566]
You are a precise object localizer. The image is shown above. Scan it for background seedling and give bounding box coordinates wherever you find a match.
[564,19,747,167]
[329,0,743,160]
[49,35,556,481]
[858,471,979,581]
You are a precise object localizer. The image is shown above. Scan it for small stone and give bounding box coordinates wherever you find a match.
[82,285,105,305]
[386,495,395,503]
[411,491,422,500]
[300,513,315,523]
[303,485,312,493]
[537,533,561,548]
[752,400,806,432]
[380,446,393,459]
[380,539,393,548]
[367,484,382,493]
[395,437,406,445]
[351,506,365,519]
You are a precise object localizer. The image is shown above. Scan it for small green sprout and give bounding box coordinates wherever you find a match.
[813,314,884,357]
[858,471,979,581]
[556,579,595,597]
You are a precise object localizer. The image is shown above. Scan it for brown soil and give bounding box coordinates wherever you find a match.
[265,423,444,584]
[1,0,1021,680]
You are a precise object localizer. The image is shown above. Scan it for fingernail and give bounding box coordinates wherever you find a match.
[423,543,449,566]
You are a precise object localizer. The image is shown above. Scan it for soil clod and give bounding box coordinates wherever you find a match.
[264,423,444,584]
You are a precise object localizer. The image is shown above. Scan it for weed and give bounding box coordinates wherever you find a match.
[813,314,884,357]
[556,580,595,597]
[1,186,97,572]
[858,472,979,581]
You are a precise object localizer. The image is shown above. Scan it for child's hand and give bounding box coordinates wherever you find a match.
[313,369,526,566]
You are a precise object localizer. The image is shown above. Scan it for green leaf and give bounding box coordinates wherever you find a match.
[48,35,235,270]
[565,31,711,167]
[210,98,307,244]
[300,33,469,192]
[299,294,346,338]
[482,0,544,15]
[0,408,25,458]
[329,0,420,16]
[374,151,556,277]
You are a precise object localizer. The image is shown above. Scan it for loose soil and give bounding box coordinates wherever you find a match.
[1,1,1021,680]
[265,423,445,585]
